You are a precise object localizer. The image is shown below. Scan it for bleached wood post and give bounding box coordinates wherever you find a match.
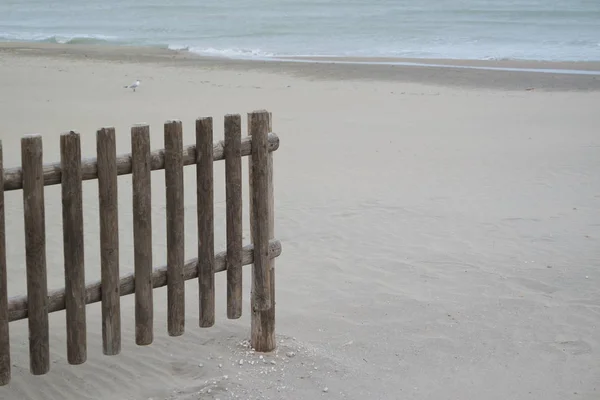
[249,110,275,352]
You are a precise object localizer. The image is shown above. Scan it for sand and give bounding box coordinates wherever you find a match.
[0,43,599,400]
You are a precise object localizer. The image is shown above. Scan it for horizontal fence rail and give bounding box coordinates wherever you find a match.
[0,110,280,386]
[7,240,282,322]
[2,132,280,191]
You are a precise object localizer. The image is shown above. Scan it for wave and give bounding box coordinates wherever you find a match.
[169,45,274,59]
[0,33,275,60]
[0,32,275,59]
[1,32,598,62]
[0,32,123,45]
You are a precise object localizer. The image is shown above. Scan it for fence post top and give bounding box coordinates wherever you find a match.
[97,127,116,135]
[22,133,42,139]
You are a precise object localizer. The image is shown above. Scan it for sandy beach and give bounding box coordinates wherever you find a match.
[0,43,599,400]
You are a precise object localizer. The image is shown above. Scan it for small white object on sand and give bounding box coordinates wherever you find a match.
[124,79,141,92]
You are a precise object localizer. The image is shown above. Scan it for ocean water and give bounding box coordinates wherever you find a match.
[1,0,599,62]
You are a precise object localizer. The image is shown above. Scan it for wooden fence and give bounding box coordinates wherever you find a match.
[0,110,281,386]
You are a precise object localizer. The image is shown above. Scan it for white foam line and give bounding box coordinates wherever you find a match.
[264,56,600,76]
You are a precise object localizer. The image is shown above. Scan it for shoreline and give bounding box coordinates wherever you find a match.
[2,41,600,91]
[273,56,600,75]
[4,41,600,72]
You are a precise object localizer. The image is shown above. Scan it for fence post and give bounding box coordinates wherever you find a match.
[249,110,275,352]
[60,131,87,365]
[22,134,50,375]
[132,124,154,346]
[0,141,10,385]
[164,120,185,336]
[225,114,243,319]
[97,127,121,356]
[196,117,215,328]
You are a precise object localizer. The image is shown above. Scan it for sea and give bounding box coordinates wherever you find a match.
[1,0,599,62]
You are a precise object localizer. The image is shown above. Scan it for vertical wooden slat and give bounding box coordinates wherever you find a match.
[164,120,185,336]
[21,134,50,374]
[249,111,276,352]
[131,124,153,345]
[60,131,87,365]
[225,114,243,319]
[249,111,272,311]
[0,141,10,385]
[196,117,215,327]
[265,112,276,344]
[97,127,121,356]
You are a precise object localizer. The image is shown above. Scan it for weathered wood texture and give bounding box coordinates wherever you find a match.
[164,120,185,336]
[21,135,50,375]
[131,125,153,346]
[249,111,276,352]
[60,131,87,365]
[249,111,272,314]
[3,134,280,191]
[0,141,10,385]
[225,114,243,319]
[2,112,282,378]
[97,127,121,356]
[9,239,282,322]
[196,117,215,327]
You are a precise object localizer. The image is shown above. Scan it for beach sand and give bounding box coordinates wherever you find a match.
[0,43,599,400]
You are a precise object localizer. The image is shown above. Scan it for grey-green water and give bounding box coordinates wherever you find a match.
[1,0,599,61]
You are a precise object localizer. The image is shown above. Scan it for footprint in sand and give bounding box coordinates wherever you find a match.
[552,340,593,356]
[170,360,207,379]
[507,277,558,294]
